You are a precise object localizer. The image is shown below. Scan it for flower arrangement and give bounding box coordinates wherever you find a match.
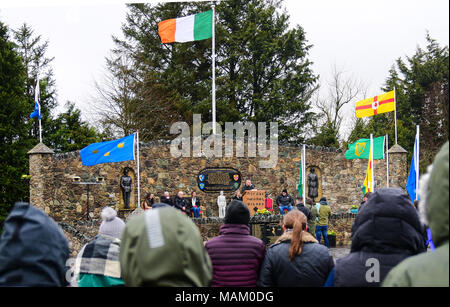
[327,230,337,236]
[255,208,272,216]
[351,205,358,209]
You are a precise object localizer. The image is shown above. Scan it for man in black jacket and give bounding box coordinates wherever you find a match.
[295,196,312,221]
[276,189,294,215]
[161,191,173,207]
[173,191,188,215]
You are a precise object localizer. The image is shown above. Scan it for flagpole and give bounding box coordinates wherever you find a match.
[386,134,389,188]
[415,125,420,200]
[136,131,141,208]
[212,5,216,135]
[394,87,398,144]
[36,77,42,143]
[302,144,306,201]
[370,133,374,192]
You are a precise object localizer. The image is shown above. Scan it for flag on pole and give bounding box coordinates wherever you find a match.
[30,79,41,119]
[345,136,385,160]
[362,136,373,195]
[297,159,303,197]
[158,10,213,43]
[356,90,395,118]
[406,127,420,201]
[80,134,135,166]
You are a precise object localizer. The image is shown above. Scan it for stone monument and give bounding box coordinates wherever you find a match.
[217,191,226,218]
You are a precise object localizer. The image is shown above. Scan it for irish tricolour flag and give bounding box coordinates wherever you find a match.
[158,10,213,43]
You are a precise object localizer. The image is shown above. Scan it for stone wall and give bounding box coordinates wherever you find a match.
[28,140,407,255]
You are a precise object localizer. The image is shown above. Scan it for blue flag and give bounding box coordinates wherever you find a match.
[406,132,419,202]
[30,79,41,119]
[80,134,135,166]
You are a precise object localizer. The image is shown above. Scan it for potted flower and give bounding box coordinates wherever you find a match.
[350,205,358,214]
[327,230,337,248]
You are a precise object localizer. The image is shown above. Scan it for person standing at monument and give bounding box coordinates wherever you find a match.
[258,210,334,287]
[276,189,294,215]
[315,197,332,248]
[306,198,317,237]
[217,191,227,219]
[241,179,256,194]
[205,200,266,287]
[295,196,312,222]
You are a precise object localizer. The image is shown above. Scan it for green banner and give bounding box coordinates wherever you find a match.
[345,136,385,160]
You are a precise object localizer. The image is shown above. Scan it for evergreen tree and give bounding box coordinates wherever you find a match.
[0,21,30,230]
[46,102,106,153]
[98,0,318,142]
[347,34,448,170]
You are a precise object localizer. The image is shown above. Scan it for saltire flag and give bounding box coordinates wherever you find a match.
[158,10,212,43]
[361,138,373,195]
[297,159,303,196]
[345,136,385,160]
[406,129,420,201]
[356,90,395,118]
[30,79,41,119]
[80,134,135,166]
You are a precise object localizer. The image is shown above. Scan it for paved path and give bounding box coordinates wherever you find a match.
[329,247,350,261]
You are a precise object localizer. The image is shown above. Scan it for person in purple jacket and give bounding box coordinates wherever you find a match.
[205,200,266,287]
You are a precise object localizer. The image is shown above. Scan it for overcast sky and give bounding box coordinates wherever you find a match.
[1,0,449,134]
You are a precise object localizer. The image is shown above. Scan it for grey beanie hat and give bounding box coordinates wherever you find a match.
[99,207,126,239]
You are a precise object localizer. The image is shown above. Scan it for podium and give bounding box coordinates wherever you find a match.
[242,190,266,216]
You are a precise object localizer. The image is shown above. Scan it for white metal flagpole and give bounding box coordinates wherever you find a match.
[35,77,42,143]
[385,134,389,187]
[136,131,141,208]
[415,125,420,200]
[212,5,216,135]
[394,87,398,144]
[370,133,374,192]
[302,144,306,201]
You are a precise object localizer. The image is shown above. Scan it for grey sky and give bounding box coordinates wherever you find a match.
[1,0,449,135]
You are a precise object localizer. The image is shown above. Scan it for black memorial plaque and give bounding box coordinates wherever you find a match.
[197,167,241,193]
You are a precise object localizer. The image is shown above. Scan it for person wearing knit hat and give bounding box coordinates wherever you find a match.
[72,207,126,287]
[205,200,266,286]
[315,196,332,248]
[99,206,126,239]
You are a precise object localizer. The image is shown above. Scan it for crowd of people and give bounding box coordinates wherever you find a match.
[0,142,447,287]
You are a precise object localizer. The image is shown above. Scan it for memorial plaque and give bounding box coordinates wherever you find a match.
[197,167,241,193]
[242,190,266,216]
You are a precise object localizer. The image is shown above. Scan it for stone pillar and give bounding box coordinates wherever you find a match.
[388,144,408,189]
[27,143,54,212]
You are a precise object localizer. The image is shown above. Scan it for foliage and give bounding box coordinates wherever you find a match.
[347,34,449,171]
[0,21,31,232]
[46,102,106,153]
[97,0,318,142]
[255,208,272,216]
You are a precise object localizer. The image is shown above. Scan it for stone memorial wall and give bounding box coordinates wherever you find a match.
[28,140,408,256]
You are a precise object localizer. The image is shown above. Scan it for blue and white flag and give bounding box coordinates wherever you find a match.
[406,127,420,202]
[80,134,135,166]
[30,79,41,120]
